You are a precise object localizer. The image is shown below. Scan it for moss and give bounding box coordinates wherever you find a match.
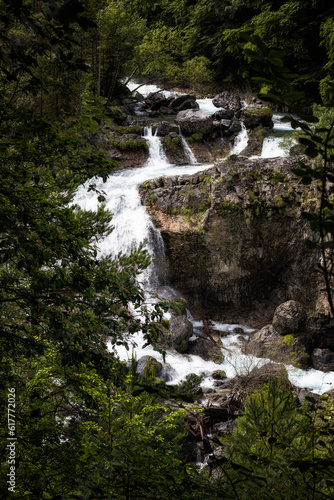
[274,195,285,207]
[114,125,143,135]
[187,132,203,143]
[216,199,245,217]
[167,207,180,215]
[283,334,295,346]
[244,107,273,117]
[164,136,182,150]
[271,168,286,184]
[118,138,148,151]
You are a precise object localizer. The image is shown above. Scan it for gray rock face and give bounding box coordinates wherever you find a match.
[175,109,213,136]
[311,348,334,372]
[139,155,323,326]
[272,300,307,335]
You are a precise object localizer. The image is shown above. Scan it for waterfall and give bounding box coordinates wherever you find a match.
[230,122,248,155]
[261,136,290,158]
[178,126,198,164]
[72,93,334,395]
[143,125,170,169]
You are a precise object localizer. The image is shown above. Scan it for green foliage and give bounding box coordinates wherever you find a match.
[283,334,295,346]
[0,360,210,498]
[164,135,182,150]
[217,380,334,499]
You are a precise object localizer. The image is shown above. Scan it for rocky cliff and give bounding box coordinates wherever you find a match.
[139,155,325,327]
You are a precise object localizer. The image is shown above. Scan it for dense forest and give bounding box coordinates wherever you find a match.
[1,0,334,498]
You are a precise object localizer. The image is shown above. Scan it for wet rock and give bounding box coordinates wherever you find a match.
[241,107,274,129]
[212,419,236,436]
[228,117,242,133]
[145,91,170,111]
[219,119,232,131]
[212,91,241,112]
[294,387,321,403]
[244,324,309,368]
[187,338,224,363]
[169,94,198,111]
[136,356,162,378]
[311,348,334,372]
[229,362,291,397]
[212,370,227,380]
[152,121,179,136]
[175,109,213,136]
[157,314,193,353]
[158,363,178,382]
[272,300,307,335]
[213,109,235,120]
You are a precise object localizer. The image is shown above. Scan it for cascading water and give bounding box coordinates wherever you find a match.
[73,91,334,396]
[261,114,298,158]
[230,122,249,155]
[178,126,198,164]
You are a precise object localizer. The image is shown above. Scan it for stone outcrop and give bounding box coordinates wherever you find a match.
[311,348,334,371]
[187,337,224,364]
[175,109,213,136]
[139,155,324,326]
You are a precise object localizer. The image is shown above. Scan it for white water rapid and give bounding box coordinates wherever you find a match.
[73,88,334,396]
[260,114,298,158]
[230,122,249,155]
[178,126,198,164]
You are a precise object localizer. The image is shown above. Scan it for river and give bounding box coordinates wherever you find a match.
[73,84,334,395]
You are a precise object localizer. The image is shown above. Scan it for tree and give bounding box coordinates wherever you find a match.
[215,381,334,499]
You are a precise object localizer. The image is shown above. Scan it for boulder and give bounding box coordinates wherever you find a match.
[169,94,198,111]
[157,314,193,353]
[212,91,241,111]
[158,363,178,382]
[136,356,162,378]
[230,363,291,394]
[311,348,334,372]
[212,370,227,380]
[187,338,224,364]
[228,118,242,133]
[175,109,213,136]
[243,324,309,368]
[135,356,177,382]
[145,92,170,111]
[272,300,307,335]
[213,109,235,120]
[152,121,180,136]
[241,107,274,129]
